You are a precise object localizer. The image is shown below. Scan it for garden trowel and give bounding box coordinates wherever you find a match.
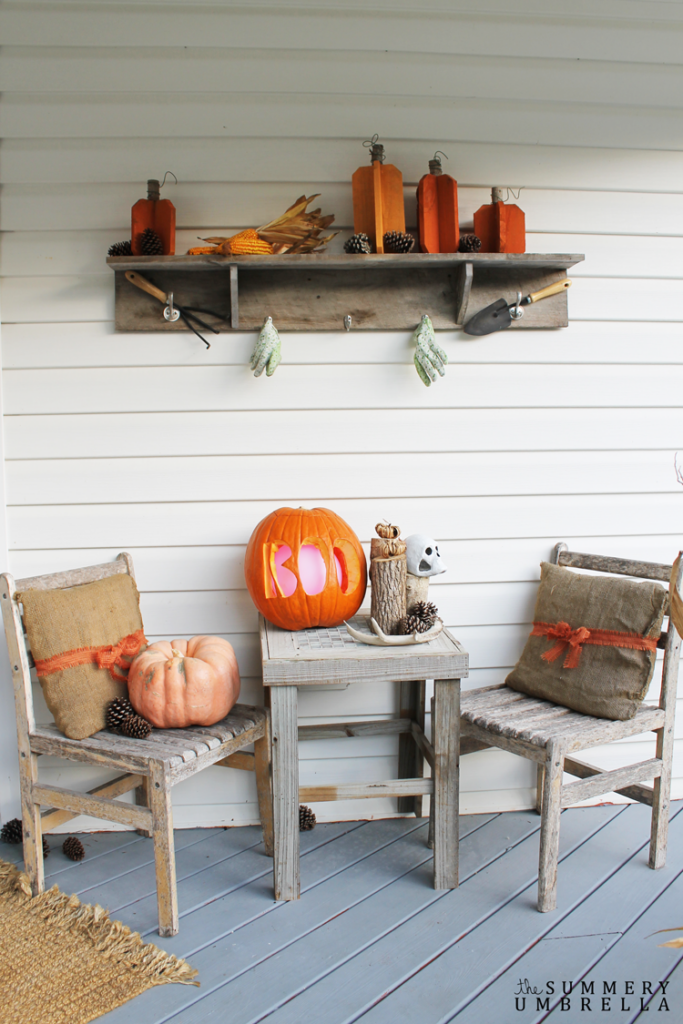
[463,278,571,336]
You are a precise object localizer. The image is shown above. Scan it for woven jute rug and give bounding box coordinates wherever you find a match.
[0,859,198,1024]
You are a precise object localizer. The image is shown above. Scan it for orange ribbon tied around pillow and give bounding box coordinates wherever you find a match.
[34,628,147,684]
[531,620,657,669]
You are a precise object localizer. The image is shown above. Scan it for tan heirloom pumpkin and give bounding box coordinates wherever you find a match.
[127,635,240,728]
[245,506,367,631]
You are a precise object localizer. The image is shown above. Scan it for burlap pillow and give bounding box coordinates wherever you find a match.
[18,574,146,740]
[506,561,667,721]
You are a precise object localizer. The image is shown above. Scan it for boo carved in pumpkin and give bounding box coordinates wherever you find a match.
[127,635,240,728]
[245,507,367,630]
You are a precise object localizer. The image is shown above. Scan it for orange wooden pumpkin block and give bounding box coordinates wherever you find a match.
[131,178,176,256]
[352,137,405,254]
[416,153,459,254]
[473,187,525,254]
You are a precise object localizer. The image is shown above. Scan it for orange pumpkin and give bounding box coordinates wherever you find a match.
[244,507,367,631]
[127,635,240,728]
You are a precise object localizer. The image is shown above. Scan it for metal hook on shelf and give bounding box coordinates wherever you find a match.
[163,292,180,322]
[509,291,524,320]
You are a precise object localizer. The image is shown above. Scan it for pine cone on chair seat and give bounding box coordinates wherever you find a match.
[1,818,23,844]
[63,836,85,861]
[106,697,135,734]
[108,239,133,257]
[344,233,373,254]
[458,234,482,253]
[383,231,415,254]
[140,228,163,255]
[299,805,316,831]
[120,714,152,740]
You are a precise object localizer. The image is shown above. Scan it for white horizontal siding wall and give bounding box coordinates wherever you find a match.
[1,0,683,829]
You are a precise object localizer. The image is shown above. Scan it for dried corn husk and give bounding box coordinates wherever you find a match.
[187,195,337,257]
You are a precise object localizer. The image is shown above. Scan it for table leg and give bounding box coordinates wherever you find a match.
[433,678,460,889]
[397,680,426,816]
[270,684,300,901]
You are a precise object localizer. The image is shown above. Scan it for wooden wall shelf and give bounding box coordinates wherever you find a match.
[107,252,585,333]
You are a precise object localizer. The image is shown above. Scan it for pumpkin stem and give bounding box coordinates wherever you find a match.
[171,648,184,658]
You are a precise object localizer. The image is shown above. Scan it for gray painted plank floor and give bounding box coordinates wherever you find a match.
[5,802,683,1023]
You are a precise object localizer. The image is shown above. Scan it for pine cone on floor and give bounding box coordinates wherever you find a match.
[1,818,23,844]
[299,805,316,831]
[344,233,373,254]
[383,231,415,254]
[458,234,482,253]
[107,239,133,257]
[43,837,50,858]
[120,714,152,740]
[106,697,135,734]
[140,228,164,255]
[63,836,85,862]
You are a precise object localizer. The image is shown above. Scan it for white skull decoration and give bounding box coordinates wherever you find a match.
[405,535,447,577]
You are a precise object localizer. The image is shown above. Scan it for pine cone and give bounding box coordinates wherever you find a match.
[106,697,135,734]
[140,228,163,255]
[398,614,421,635]
[63,836,85,862]
[43,837,50,858]
[1,818,23,844]
[458,234,481,253]
[108,239,133,257]
[413,600,438,629]
[344,233,372,254]
[120,714,152,740]
[299,805,316,831]
[383,231,415,254]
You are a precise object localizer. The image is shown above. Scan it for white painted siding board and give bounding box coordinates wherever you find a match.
[5,364,683,414]
[6,451,683,507]
[9,494,683,551]
[3,48,683,111]
[2,0,682,826]
[4,139,683,192]
[3,186,681,237]
[3,5,683,64]
[4,321,683,370]
[5,93,683,152]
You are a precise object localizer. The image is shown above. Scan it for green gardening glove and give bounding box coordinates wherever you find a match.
[250,316,281,377]
[413,314,447,386]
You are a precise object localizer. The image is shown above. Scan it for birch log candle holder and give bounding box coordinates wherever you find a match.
[370,523,407,635]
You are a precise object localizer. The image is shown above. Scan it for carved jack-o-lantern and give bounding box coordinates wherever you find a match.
[244,507,367,630]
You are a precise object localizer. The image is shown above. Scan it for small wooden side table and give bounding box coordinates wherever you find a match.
[259,611,469,901]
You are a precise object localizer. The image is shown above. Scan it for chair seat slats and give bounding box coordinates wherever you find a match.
[461,686,666,749]
[30,705,266,767]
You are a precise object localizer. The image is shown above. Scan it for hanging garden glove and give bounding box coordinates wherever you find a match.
[250,316,281,377]
[412,314,447,386]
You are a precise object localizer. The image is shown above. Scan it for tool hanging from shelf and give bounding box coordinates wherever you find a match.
[123,270,226,348]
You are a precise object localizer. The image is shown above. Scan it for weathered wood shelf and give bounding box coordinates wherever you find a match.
[107,251,585,333]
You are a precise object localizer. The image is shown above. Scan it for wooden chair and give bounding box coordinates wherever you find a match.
[1,553,273,936]
[460,543,682,913]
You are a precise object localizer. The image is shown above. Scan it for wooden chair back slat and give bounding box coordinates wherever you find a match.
[14,553,133,593]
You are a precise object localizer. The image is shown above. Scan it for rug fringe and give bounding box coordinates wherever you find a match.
[0,858,199,986]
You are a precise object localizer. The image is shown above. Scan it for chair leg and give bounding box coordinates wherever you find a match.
[427,697,435,849]
[535,763,545,815]
[650,724,673,870]
[538,744,564,913]
[19,749,44,896]
[135,776,153,838]
[149,761,179,937]
[254,711,274,857]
